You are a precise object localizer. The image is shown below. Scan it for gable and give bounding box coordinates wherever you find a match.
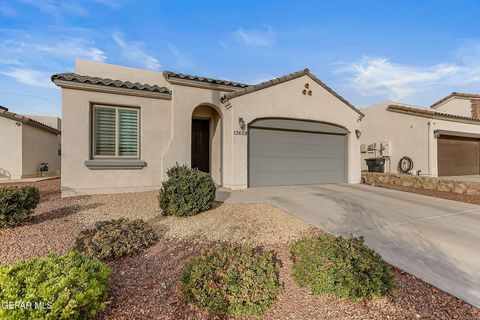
[221,68,363,117]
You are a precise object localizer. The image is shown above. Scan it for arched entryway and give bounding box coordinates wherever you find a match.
[191,105,222,185]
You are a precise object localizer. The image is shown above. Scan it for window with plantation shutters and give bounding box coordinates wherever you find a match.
[93,105,139,158]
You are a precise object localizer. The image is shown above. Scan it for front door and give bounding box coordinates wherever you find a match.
[191,119,210,173]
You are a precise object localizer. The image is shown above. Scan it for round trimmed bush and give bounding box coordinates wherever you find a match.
[158,164,215,217]
[75,218,158,260]
[290,234,394,301]
[0,252,110,320]
[0,186,40,228]
[180,245,283,317]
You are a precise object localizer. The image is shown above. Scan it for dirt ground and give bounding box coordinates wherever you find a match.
[1,179,479,319]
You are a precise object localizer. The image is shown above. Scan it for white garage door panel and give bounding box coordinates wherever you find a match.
[249,128,346,187]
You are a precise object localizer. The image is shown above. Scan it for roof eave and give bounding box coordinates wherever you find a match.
[0,112,61,135]
[53,79,172,100]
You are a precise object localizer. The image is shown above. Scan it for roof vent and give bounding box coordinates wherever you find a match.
[0,106,8,112]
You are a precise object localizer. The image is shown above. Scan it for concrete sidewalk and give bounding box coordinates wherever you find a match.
[219,183,480,308]
[0,175,60,184]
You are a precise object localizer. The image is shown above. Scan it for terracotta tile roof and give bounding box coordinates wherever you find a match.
[163,71,249,88]
[388,104,480,123]
[430,92,480,109]
[0,107,61,134]
[51,73,171,94]
[220,68,364,117]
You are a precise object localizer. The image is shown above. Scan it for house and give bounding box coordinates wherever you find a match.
[0,106,61,180]
[360,93,480,177]
[52,60,364,196]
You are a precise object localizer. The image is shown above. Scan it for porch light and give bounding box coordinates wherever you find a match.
[355,129,361,139]
[239,117,246,130]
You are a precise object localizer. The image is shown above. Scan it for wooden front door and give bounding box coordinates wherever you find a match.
[191,119,210,173]
[438,135,480,176]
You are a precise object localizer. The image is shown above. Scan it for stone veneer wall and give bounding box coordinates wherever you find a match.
[362,172,480,196]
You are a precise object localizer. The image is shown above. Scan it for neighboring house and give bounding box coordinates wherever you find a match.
[52,60,364,196]
[360,93,480,177]
[0,106,61,180]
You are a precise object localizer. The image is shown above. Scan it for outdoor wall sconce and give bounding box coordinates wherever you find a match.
[355,129,362,139]
[239,117,246,130]
[433,129,440,138]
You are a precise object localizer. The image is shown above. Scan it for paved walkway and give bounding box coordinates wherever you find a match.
[218,183,480,308]
[0,175,60,184]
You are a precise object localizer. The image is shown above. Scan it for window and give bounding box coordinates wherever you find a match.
[93,105,139,158]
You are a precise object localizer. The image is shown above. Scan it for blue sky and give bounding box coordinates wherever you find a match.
[1,0,480,116]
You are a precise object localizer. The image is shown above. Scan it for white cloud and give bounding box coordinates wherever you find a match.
[20,0,89,17]
[232,26,274,47]
[112,32,161,70]
[168,44,194,68]
[32,39,107,62]
[0,38,107,64]
[91,0,126,9]
[0,69,53,87]
[335,52,480,105]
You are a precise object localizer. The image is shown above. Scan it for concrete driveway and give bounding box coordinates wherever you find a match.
[219,183,480,308]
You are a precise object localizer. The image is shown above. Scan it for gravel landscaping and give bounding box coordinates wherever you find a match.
[1,178,479,319]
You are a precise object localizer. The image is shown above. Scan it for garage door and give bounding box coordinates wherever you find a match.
[248,119,347,187]
[438,135,480,176]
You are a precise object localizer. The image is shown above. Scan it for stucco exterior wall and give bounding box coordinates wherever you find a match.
[434,97,472,117]
[361,103,480,176]
[75,60,171,89]
[26,115,61,130]
[225,74,362,189]
[21,124,61,178]
[0,116,22,179]
[61,88,172,196]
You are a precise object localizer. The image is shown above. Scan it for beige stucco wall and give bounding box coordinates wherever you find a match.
[21,124,61,178]
[361,102,480,176]
[26,115,61,130]
[76,60,171,89]
[434,97,472,117]
[0,116,22,179]
[61,88,172,196]
[225,74,362,189]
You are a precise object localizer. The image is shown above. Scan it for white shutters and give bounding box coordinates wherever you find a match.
[118,109,139,156]
[93,105,139,158]
[94,107,116,156]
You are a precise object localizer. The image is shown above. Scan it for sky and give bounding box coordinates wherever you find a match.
[1,0,480,116]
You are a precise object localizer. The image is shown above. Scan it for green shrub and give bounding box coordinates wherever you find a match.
[0,252,110,320]
[158,164,216,217]
[180,245,282,317]
[0,186,40,228]
[290,234,394,301]
[74,218,158,260]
